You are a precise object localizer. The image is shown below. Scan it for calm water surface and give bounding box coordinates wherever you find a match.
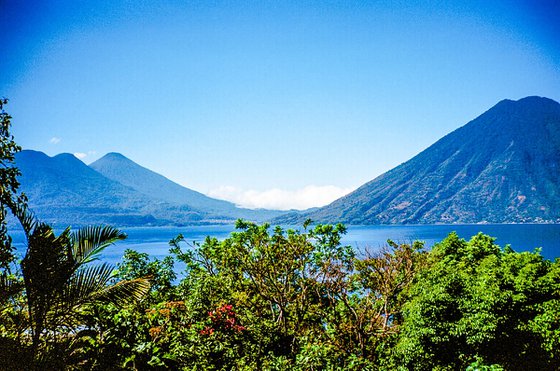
[11,224,560,265]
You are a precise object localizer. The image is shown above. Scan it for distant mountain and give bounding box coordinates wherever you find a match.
[13,150,211,226]
[90,153,234,212]
[13,150,286,227]
[89,152,284,221]
[277,96,560,224]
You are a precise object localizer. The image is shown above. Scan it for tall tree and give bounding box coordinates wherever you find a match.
[0,98,27,272]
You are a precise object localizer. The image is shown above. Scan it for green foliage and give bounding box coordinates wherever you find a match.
[54,222,560,369]
[0,206,151,369]
[76,220,426,369]
[394,232,560,370]
[0,98,27,272]
[0,98,31,370]
[465,356,504,371]
[117,249,177,302]
[2,209,560,369]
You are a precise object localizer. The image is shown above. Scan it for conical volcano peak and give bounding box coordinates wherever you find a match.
[276,96,560,225]
[95,152,133,162]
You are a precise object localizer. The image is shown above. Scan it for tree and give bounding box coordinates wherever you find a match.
[394,232,560,370]
[0,98,30,367]
[15,209,151,363]
[116,249,177,302]
[0,98,27,271]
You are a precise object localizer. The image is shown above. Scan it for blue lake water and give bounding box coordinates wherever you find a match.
[10,224,560,266]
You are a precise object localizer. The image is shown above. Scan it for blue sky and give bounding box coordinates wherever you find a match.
[2,0,559,209]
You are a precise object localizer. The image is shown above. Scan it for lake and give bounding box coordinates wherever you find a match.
[10,224,560,265]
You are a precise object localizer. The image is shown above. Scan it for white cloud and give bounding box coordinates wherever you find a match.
[207,185,354,210]
[49,137,61,144]
[70,150,96,161]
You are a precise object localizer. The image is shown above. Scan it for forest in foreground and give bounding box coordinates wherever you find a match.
[1,99,560,370]
[2,218,560,370]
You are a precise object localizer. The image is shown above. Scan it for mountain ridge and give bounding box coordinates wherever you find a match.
[12,96,559,227]
[275,96,560,224]
[13,149,171,226]
[13,150,286,227]
[89,152,286,221]
[90,152,235,212]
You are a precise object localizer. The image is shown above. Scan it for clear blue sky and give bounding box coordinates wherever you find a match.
[2,0,559,209]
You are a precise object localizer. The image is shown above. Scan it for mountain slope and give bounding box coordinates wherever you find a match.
[90,153,234,212]
[13,150,287,227]
[278,96,560,224]
[13,150,215,226]
[89,153,285,221]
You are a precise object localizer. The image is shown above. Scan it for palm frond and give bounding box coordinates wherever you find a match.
[22,225,73,300]
[61,263,150,309]
[11,203,38,235]
[92,277,151,306]
[0,273,23,306]
[61,263,115,309]
[43,265,148,333]
[71,225,127,265]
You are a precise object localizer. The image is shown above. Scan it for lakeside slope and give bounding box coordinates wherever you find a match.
[276,96,560,224]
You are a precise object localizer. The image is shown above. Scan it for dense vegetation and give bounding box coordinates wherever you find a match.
[1,100,559,369]
[1,218,559,369]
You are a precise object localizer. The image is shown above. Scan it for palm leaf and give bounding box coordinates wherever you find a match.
[0,273,23,307]
[92,277,151,306]
[41,265,149,334]
[71,225,127,266]
[11,203,38,235]
[17,217,146,346]
[61,263,115,309]
[62,263,150,308]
